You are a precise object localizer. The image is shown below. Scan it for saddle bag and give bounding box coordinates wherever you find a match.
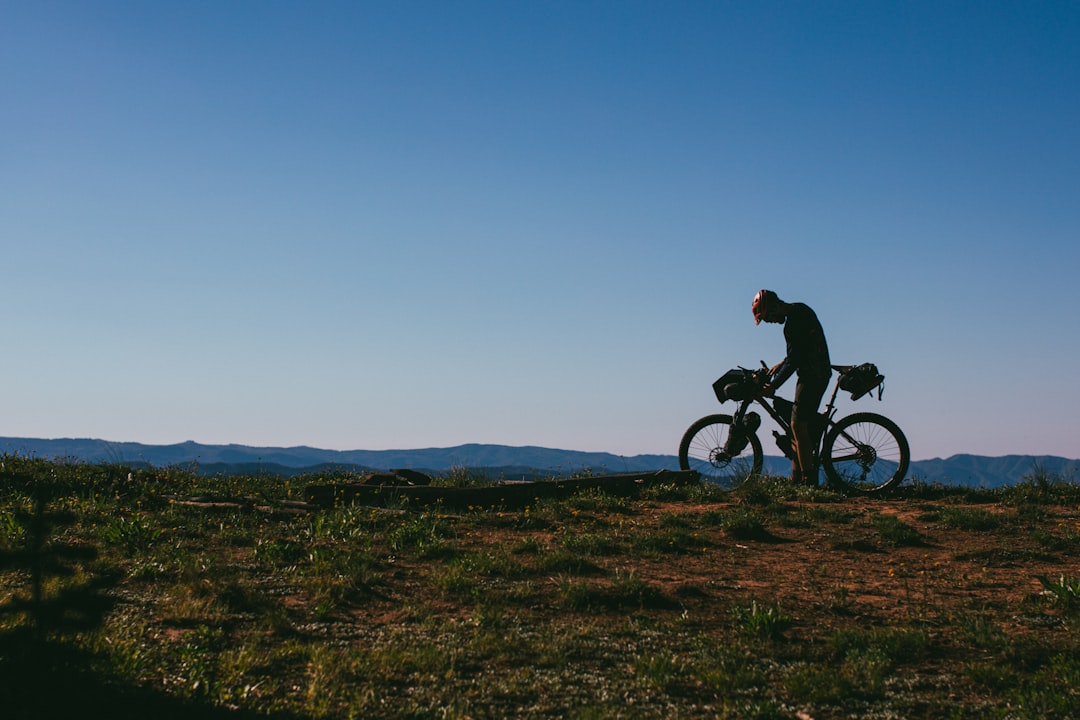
[839,363,885,401]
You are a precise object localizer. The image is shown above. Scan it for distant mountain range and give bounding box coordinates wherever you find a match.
[1,436,1076,489]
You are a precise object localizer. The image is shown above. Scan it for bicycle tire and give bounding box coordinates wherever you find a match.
[678,414,763,487]
[821,412,910,493]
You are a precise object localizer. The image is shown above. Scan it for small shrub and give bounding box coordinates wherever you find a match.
[511,536,543,554]
[434,466,492,488]
[630,526,703,555]
[729,476,778,506]
[1004,653,1080,719]
[303,546,382,614]
[701,507,768,540]
[692,640,767,697]
[966,661,1017,689]
[871,513,924,546]
[607,568,671,609]
[1031,524,1080,552]
[784,655,889,705]
[957,613,1004,649]
[433,563,479,599]
[554,570,670,611]
[387,513,455,558]
[658,512,693,529]
[564,488,633,514]
[555,575,593,610]
[642,480,728,503]
[1022,463,1078,490]
[936,506,1007,531]
[999,464,1080,506]
[779,505,858,529]
[254,539,307,568]
[633,651,687,692]
[732,600,791,641]
[832,627,930,666]
[533,547,601,575]
[1037,574,1080,614]
[458,549,528,579]
[559,530,621,556]
[99,513,164,553]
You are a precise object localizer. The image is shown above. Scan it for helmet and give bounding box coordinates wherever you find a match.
[751,289,779,325]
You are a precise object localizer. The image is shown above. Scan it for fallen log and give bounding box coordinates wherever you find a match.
[303,469,699,510]
[162,495,319,515]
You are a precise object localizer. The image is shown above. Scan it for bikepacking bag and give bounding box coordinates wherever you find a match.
[839,363,885,401]
[713,369,754,403]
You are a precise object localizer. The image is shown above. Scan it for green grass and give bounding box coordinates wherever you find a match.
[732,600,792,641]
[2,455,1080,719]
[870,512,925,546]
[932,505,1011,531]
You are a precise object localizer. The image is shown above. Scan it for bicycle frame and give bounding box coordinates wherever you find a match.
[729,370,848,463]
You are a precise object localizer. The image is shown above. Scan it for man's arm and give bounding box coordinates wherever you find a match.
[763,359,793,396]
[770,359,796,390]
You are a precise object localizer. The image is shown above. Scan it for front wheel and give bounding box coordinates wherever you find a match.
[821,412,910,493]
[679,414,763,487]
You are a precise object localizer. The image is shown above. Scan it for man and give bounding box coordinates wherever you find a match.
[752,289,831,485]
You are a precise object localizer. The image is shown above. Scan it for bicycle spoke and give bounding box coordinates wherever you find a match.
[823,412,909,493]
[679,415,762,487]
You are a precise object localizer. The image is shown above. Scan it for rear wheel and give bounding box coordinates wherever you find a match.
[821,412,909,493]
[679,414,763,487]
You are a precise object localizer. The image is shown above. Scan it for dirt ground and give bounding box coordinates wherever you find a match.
[349,490,1080,642]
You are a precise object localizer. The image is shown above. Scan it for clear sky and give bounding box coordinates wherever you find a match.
[3,1,1078,461]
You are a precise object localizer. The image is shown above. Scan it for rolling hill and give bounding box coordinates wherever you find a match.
[1,436,1075,488]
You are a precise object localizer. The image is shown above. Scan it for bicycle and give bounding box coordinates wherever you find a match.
[678,362,910,493]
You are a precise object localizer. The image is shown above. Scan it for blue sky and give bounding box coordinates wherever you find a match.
[2,1,1078,461]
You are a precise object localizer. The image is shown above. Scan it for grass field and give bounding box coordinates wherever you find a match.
[2,455,1079,719]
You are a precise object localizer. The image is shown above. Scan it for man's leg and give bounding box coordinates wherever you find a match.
[787,421,803,483]
[791,418,815,484]
[789,456,803,484]
[791,376,829,485]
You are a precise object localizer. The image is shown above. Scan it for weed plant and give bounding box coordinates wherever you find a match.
[1037,574,1080,614]
[732,600,792,641]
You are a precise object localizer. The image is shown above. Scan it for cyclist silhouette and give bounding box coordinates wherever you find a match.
[751,289,832,485]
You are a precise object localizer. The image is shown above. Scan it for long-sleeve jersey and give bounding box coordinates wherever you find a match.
[771,303,831,389]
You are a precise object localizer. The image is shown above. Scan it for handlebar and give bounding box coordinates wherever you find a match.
[738,363,773,397]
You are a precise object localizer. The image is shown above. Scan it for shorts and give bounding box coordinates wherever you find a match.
[792,374,829,425]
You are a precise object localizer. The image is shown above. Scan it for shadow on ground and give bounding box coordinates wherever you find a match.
[0,630,297,720]
[0,474,299,720]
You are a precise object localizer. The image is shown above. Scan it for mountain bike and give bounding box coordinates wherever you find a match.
[678,362,910,493]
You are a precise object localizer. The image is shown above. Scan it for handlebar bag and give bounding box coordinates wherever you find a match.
[839,363,885,400]
[713,368,754,403]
